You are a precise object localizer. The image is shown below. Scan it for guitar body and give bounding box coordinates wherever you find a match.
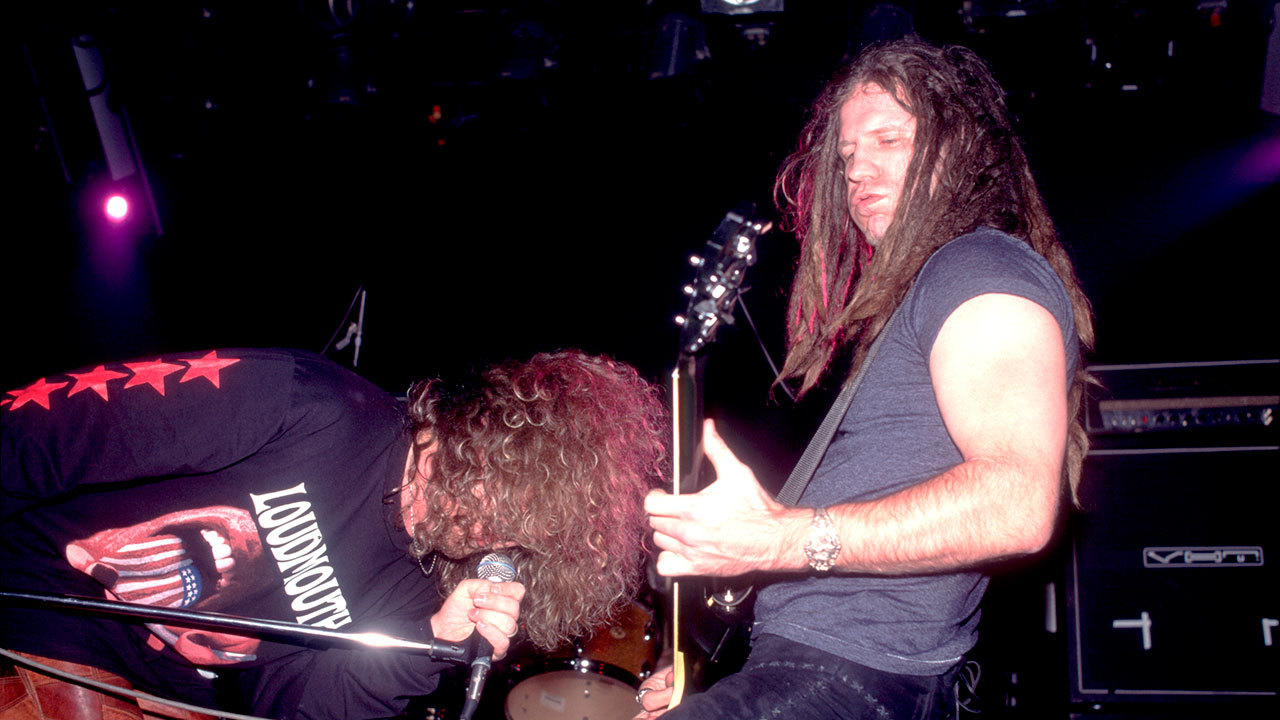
[664,207,771,709]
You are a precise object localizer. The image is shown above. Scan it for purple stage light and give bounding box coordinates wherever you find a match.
[104,194,129,223]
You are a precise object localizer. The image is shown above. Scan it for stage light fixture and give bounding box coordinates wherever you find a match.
[73,34,162,236]
[700,0,784,16]
[104,194,129,223]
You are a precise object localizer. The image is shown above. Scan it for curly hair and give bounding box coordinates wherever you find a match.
[402,351,668,651]
[774,39,1095,499]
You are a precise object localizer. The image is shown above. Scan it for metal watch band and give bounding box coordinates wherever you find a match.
[803,507,841,572]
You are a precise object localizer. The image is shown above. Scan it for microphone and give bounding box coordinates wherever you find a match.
[459,552,517,720]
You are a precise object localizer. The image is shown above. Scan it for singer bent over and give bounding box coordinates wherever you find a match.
[1,348,668,720]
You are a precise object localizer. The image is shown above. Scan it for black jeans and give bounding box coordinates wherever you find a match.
[665,634,958,720]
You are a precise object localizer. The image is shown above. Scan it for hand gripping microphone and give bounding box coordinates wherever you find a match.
[458,552,517,720]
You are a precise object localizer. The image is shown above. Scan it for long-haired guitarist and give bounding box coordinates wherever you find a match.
[640,37,1093,720]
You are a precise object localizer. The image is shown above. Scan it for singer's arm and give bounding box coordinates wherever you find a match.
[430,578,526,661]
[229,577,525,720]
[245,619,460,720]
[2,350,295,516]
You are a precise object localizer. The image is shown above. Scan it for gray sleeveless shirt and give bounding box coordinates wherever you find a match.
[752,227,1078,676]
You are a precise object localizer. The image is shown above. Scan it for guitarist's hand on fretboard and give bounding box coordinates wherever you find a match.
[646,420,795,578]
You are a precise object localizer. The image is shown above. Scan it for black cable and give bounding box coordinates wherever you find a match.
[955,659,982,715]
[736,294,797,403]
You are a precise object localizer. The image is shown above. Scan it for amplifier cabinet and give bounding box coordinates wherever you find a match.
[1066,446,1279,713]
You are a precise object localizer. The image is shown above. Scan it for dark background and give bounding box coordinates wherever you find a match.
[13,0,1280,472]
[17,0,1278,490]
[9,2,1280,713]
[13,1,1278,389]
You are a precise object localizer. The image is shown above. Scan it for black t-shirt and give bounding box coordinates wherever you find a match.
[2,348,451,719]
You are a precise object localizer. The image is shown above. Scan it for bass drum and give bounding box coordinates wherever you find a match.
[505,602,659,720]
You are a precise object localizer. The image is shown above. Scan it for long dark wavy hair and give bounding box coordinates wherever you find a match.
[403,351,668,650]
[774,39,1095,498]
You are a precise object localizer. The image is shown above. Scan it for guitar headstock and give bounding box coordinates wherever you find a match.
[675,206,772,356]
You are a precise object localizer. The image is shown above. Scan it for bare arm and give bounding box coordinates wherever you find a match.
[647,293,1068,576]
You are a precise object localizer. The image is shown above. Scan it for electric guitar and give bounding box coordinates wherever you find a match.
[666,206,771,708]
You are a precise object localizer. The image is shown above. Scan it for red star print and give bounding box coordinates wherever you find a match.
[67,365,130,401]
[123,360,184,396]
[6,377,70,411]
[179,351,240,388]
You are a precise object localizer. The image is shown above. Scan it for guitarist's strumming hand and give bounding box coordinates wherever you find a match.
[646,420,809,578]
[631,665,676,719]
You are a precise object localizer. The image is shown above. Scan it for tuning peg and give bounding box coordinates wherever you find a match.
[682,284,695,296]
[688,255,705,267]
[674,315,687,326]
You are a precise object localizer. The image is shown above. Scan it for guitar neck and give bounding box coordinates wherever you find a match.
[668,353,707,709]
[673,354,708,495]
[663,204,770,710]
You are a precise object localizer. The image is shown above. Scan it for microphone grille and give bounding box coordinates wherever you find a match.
[475,552,516,583]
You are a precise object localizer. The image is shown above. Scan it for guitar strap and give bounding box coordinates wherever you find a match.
[774,302,906,507]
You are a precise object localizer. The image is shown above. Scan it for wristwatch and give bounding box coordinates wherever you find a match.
[803,507,841,572]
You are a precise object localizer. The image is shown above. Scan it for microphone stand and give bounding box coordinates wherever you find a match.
[0,590,469,663]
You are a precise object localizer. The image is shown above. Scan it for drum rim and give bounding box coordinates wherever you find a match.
[506,656,640,689]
